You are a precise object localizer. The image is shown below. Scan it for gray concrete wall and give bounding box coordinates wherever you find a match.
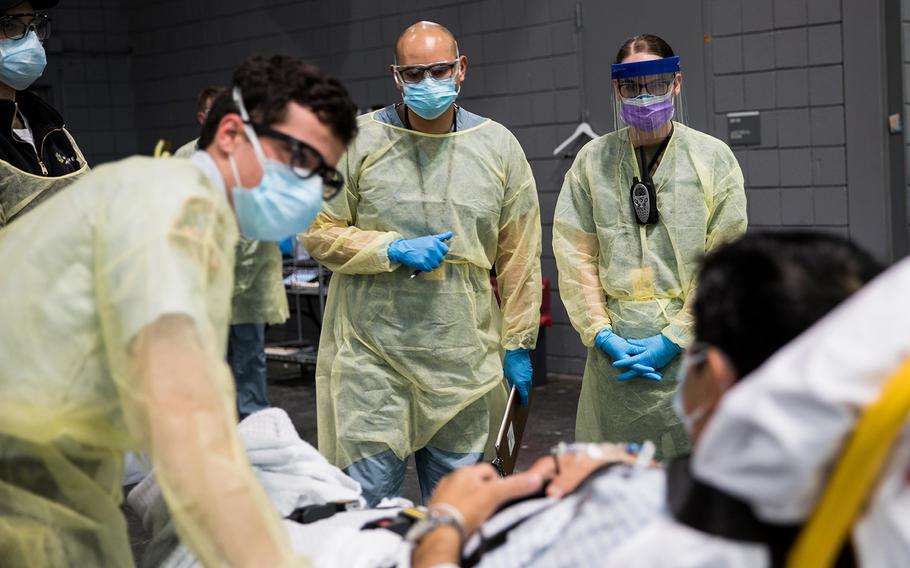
[705,0,850,236]
[706,0,905,262]
[39,0,138,164]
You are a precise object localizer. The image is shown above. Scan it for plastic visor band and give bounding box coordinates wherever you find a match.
[611,56,680,80]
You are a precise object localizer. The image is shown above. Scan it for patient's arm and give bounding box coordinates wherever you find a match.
[412,464,543,568]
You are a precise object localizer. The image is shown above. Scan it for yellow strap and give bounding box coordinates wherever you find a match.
[153,139,172,159]
[787,358,910,567]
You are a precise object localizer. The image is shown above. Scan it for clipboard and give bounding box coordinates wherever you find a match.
[491,386,530,477]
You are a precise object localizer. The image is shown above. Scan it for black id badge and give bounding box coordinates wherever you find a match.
[630,176,659,225]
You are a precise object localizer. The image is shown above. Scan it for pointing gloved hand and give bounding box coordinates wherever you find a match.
[613,334,682,381]
[503,348,533,406]
[594,328,662,382]
[387,231,453,272]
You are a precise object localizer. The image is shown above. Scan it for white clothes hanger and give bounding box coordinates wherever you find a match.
[552,3,600,158]
[552,121,599,157]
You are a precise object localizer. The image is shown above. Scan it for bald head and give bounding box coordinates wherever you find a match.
[395,21,459,64]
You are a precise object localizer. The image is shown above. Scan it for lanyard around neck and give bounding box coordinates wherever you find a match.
[636,127,673,180]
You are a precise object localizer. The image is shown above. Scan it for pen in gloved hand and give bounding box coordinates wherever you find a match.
[405,233,453,279]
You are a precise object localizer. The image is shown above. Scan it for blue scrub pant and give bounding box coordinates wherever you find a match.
[227,323,270,419]
[345,447,483,507]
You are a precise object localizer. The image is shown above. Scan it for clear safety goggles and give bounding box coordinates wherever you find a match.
[393,58,460,85]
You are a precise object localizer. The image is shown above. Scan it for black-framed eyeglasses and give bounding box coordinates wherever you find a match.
[617,77,675,99]
[0,13,51,41]
[393,60,459,84]
[250,123,344,200]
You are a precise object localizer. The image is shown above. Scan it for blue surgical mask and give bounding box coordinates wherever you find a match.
[230,157,323,241]
[0,31,47,91]
[228,85,325,241]
[402,77,459,120]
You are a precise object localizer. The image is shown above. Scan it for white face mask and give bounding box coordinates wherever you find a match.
[673,349,708,435]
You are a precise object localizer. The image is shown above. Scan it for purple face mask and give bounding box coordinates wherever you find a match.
[620,93,675,132]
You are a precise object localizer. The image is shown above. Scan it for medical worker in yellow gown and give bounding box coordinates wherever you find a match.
[554,35,747,458]
[300,21,542,506]
[0,55,355,567]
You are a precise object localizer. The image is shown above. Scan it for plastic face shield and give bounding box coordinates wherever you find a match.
[610,56,687,139]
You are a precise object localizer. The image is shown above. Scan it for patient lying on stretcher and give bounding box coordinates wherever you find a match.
[129,231,888,568]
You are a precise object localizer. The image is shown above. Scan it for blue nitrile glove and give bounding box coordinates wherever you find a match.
[594,328,662,382]
[503,348,533,406]
[614,334,682,381]
[387,231,453,272]
[278,236,295,256]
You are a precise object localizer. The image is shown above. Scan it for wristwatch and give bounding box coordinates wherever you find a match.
[404,504,466,546]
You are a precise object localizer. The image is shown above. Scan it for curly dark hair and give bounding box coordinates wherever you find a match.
[198,55,357,148]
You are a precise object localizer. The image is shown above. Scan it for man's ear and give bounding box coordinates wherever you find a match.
[213,114,245,155]
[704,347,737,396]
[457,55,468,83]
[390,65,404,93]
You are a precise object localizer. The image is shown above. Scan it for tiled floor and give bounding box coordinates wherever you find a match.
[125,363,582,563]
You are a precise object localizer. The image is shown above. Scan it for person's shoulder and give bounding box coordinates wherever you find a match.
[463,115,523,154]
[454,106,490,129]
[173,138,199,158]
[676,123,735,156]
[585,130,622,152]
[15,90,65,126]
[357,110,379,127]
[466,112,504,136]
[356,108,398,132]
[90,156,223,212]
[567,130,623,168]
[93,155,204,184]
[101,157,235,244]
[347,109,398,148]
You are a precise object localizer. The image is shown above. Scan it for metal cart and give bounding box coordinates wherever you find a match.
[264,242,329,375]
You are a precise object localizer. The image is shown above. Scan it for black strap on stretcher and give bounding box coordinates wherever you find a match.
[666,455,856,568]
[285,502,350,524]
[361,506,428,537]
